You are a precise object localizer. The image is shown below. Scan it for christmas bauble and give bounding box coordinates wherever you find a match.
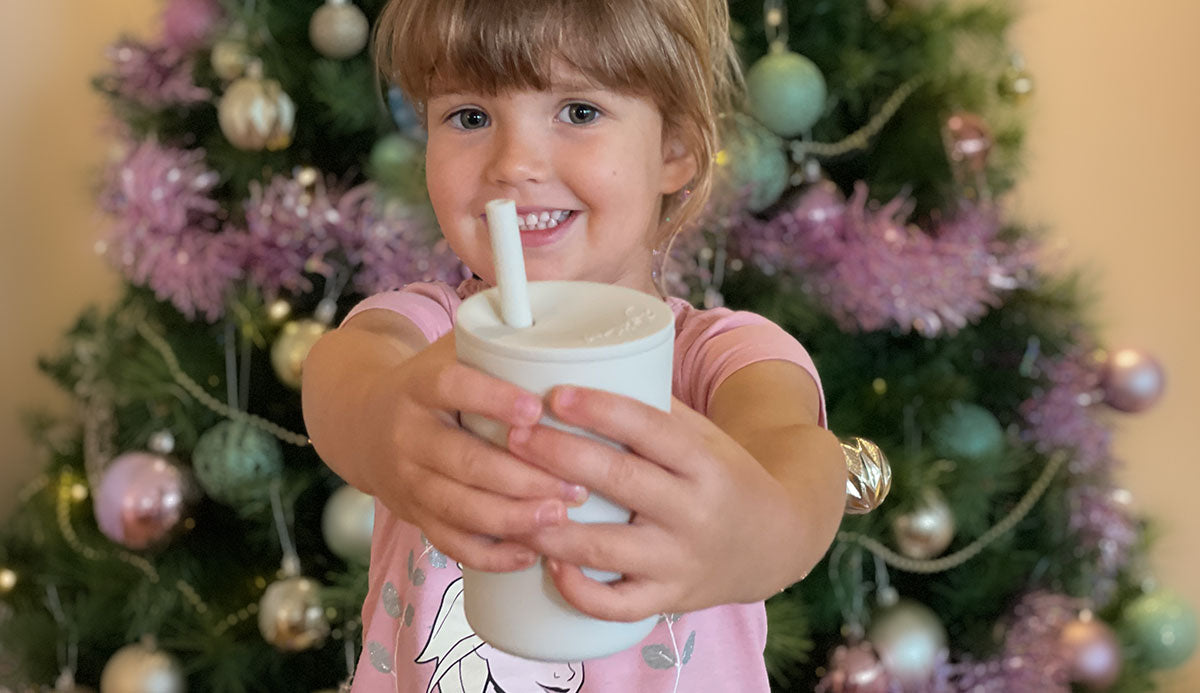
[930,401,1005,462]
[823,641,891,693]
[210,37,250,81]
[1123,590,1198,670]
[191,420,283,506]
[258,576,331,651]
[998,58,1035,103]
[322,485,375,564]
[93,452,197,551]
[369,134,426,200]
[218,65,296,151]
[841,437,892,515]
[309,0,370,59]
[892,487,955,560]
[99,642,185,693]
[868,600,947,689]
[0,567,18,593]
[745,49,827,138]
[1101,347,1165,413]
[161,0,223,52]
[271,318,329,389]
[1060,616,1122,690]
[387,86,426,141]
[721,118,790,212]
[942,112,992,174]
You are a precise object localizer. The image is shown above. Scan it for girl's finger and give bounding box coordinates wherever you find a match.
[428,421,588,505]
[507,423,679,521]
[415,338,544,428]
[545,387,706,476]
[413,469,570,539]
[419,517,539,574]
[527,522,671,578]
[545,560,668,623]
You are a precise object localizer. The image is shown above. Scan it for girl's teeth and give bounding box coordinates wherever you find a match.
[516,210,570,231]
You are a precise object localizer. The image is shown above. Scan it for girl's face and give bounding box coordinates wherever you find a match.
[424,62,696,294]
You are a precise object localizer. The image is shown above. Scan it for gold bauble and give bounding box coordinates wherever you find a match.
[892,487,956,560]
[841,436,892,514]
[218,63,296,151]
[258,576,330,651]
[99,642,185,693]
[309,0,369,59]
[271,319,328,389]
[211,37,250,81]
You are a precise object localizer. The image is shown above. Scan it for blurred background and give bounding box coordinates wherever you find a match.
[1,1,1197,689]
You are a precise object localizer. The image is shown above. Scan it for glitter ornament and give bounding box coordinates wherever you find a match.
[820,641,891,693]
[931,401,1005,463]
[210,35,250,81]
[745,48,827,137]
[99,641,185,693]
[218,62,296,151]
[1100,347,1165,413]
[271,318,329,389]
[868,599,947,689]
[258,575,331,651]
[942,111,993,174]
[892,487,955,560]
[309,0,370,59]
[322,485,375,564]
[192,419,283,507]
[1123,589,1198,670]
[1060,615,1122,690]
[93,451,198,551]
[841,437,892,514]
[720,117,790,212]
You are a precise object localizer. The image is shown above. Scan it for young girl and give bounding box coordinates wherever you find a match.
[302,0,847,690]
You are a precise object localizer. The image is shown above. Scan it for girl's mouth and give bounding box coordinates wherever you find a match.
[517,210,577,248]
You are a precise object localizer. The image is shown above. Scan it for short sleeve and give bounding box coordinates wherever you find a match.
[672,301,826,427]
[341,281,461,345]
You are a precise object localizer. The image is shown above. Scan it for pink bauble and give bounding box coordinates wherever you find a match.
[943,111,992,173]
[1061,617,1122,690]
[94,452,196,550]
[1101,347,1166,413]
[824,642,891,693]
[162,0,224,52]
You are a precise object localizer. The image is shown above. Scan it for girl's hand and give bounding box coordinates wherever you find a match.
[505,385,801,622]
[370,332,585,573]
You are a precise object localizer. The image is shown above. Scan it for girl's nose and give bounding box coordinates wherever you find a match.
[485,122,548,187]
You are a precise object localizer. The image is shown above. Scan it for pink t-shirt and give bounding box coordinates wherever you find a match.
[344,279,825,693]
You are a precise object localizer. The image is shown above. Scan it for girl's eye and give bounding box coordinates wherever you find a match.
[449,108,489,130]
[559,103,599,125]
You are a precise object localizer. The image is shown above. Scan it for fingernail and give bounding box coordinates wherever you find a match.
[562,483,589,505]
[546,558,562,574]
[515,549,537,567]
[516,396,541,424]
[553,387,577,409]
[509,426,531,448]
[536,501,565,527]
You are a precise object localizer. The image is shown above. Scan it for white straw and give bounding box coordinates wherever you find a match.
[485,199,533,328]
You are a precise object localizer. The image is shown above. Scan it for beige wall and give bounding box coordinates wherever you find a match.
[1,1,1196,688]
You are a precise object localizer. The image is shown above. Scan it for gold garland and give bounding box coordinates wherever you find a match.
[790,78,925,160]
[836,451,1067,574]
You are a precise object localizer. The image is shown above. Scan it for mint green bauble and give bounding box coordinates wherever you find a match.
[192,420,283,506]
[745,49,827,138]
[930,402,1005,462]
[1124,590,1198,670]
[722,118,790,212]
[369,133,425,200]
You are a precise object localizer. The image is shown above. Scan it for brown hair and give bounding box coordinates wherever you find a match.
[374,0,742,246]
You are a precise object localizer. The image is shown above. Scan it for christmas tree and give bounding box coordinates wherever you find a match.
[1,0,1196,691]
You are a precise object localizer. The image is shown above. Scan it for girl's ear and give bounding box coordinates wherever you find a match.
[659,132,698,195]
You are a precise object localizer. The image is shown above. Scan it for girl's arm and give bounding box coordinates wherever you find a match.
[301,309,430,495]
[705,360,847,595]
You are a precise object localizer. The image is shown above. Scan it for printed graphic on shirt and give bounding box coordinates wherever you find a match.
[415,576,586,693]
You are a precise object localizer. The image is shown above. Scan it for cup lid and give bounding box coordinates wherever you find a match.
[455,281,674,362]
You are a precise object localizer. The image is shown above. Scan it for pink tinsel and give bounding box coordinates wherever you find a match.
[102,38,210,107]
[161,0,223,53]
[733,182,1036,337]
[1069,485,1138,606]
[1018,352,1113,476]
[336,184,470,296]
[240,175,345,300]
[102,139,240,321]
